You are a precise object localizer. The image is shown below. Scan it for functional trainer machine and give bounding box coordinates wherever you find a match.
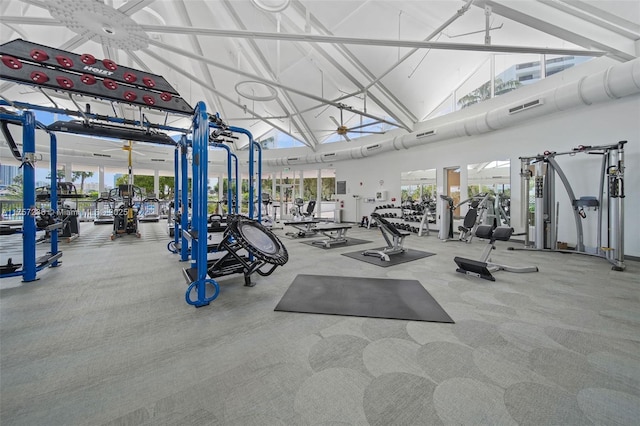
[183,107,290,307]
[1,39,192,249]
[517,142,626,271]
[454,225,538,281]
[363,212,410,261]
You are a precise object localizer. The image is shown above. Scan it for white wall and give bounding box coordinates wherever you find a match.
[335,95,640,256]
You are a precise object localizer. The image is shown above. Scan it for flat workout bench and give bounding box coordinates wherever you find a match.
[310,223,353,248]
[284,219,321,238]
[454,225,538,281]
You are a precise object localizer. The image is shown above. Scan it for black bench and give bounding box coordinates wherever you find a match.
[454,225,538,281]
[363,212,410,261]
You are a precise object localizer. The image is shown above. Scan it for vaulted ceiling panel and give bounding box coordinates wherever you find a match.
[1,0,636,162]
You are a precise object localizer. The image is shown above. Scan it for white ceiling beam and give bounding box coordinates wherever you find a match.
[541,0,639,39]
[0,16,59,25]
[117,0,155,16]
[139,24,607,57]
[144,37,398,129]
[286,2,415,131]
[141,48,309,149]
[221,0,317,149]
[561,0,640,35]
[172,0,225,117]
[473,0,636,61]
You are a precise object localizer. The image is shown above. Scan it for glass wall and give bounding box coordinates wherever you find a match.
[426,54,593,120]
[467,160,511,226]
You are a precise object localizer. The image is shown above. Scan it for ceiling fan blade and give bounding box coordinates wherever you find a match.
[329,116,341,127]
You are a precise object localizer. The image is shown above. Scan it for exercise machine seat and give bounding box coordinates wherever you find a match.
[454,225,537,281]
[474,224,513,241]
[304,200,316,217]
[371,212,410,237]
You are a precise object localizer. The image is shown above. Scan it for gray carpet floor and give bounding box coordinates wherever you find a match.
[1,221,639,425]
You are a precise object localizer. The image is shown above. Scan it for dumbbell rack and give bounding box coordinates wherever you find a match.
[369,204,431,236]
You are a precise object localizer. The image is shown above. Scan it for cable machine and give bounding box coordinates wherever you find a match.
[0,108,63,280]
[183,105,287,307]
[1,38,192,278]
[517,142,626,271]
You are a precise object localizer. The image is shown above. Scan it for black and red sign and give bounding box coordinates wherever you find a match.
[0,39,193,115]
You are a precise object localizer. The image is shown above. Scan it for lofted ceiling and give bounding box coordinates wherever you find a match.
[1,0,639,162]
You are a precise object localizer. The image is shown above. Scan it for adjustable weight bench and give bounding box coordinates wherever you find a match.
[363,212,410,261]
[454,225,538,281]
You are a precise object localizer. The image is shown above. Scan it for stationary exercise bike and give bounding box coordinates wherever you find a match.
[261,192,277,228]
[289,198,316,221]
[110,184,143,239]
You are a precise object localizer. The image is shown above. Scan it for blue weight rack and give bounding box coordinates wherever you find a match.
[184,104,266,307]
[0,108,62,281]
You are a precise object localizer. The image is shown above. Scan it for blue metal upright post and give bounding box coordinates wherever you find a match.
[253,141,263,222]
[228,126,259,219]
[22,111,37,282]
[231,153,239,214]
[185,102,219,307]
[173,144,180,247]
[180,138,189,262]
[50,133,60,267]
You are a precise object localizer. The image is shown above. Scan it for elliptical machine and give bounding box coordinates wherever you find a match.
[261,192,277,228]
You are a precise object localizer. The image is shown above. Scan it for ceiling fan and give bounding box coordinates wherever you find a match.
[324,103,388,142]
[102,140,147,156]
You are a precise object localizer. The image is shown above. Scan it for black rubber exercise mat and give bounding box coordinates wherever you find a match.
[300,238,372,249]
[342,248,435,267]
[275,274,454,323]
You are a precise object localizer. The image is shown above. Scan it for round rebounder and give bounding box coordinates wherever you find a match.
[225,215,288,266]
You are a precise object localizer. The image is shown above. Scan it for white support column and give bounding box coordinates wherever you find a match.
[316,169,322,219]
[460,165,469,216]
[299,170,304,200]
[98,166,105,193]
[64,163,73,183]
[154,169,160,196]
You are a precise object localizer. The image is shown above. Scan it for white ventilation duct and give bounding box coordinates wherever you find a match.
[264,57,640,167]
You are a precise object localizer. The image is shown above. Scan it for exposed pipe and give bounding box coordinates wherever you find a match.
[264,57,640,167]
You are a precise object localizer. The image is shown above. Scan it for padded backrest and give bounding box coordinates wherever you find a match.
[474,224,493,239]
[463,208,478,228]
[491,226,513,241]
[306,200,316,215]
[370,212,403,237]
